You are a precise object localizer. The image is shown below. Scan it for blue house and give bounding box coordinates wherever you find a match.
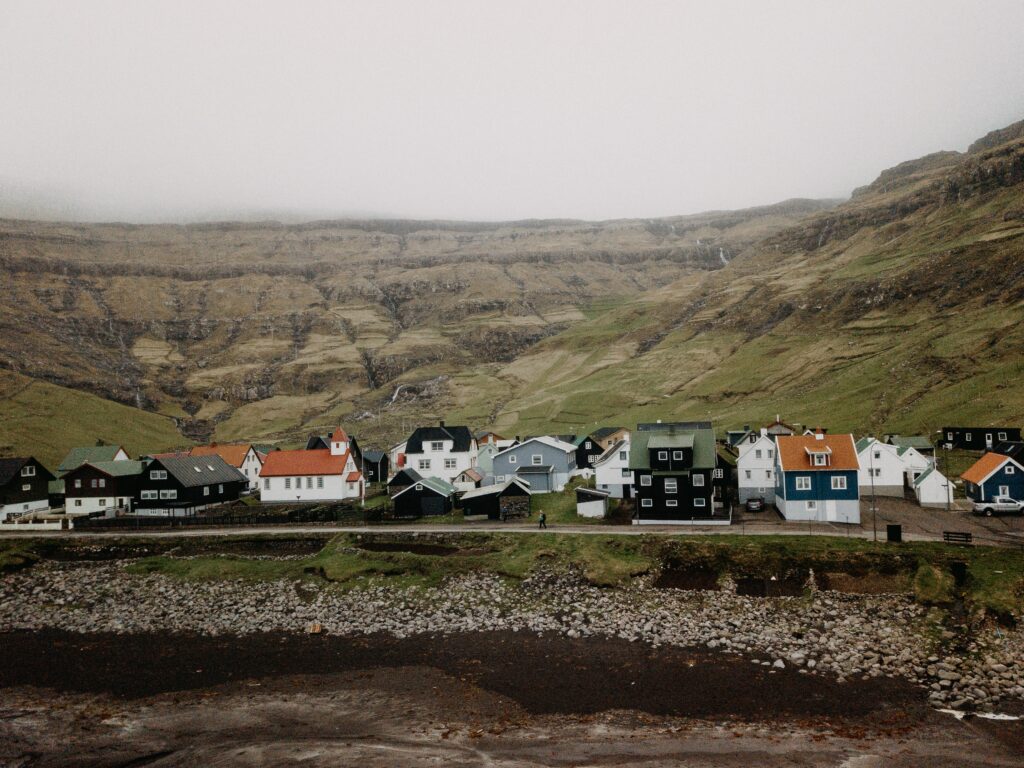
[962,452,1024,502]
[774,432,860,524]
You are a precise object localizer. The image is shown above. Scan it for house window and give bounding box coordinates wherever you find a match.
[585,441,592,449]
[1007,466,1016,475]
[264,478,271,490]
[766,470,772,479]
[999,432,1007,441]
[658,451,668,460]
[203,486,210,496]
[21,483,30,491]
[159,489,177,500]
[141,490,158,500]
[831,476,847,490]
[796,476,812,491]
[946,432,953,441]
[98,478,105,488]
[218,484,224,493]
[641,498,653,508]
[806,500,817,512]
[713,468,723,479]
[21,465,36,477]
[666,499,678,507]
[966,433,972,442]
[768,450,774,459]
[813,454,828,466]
[694,498,706,507]
[306,477,313,488]
[664,479,677,493]
[532,455,543,465]
[873,451,881,460]
[150,470,167,480]
[415,483,423,491]
[872,468,881,477]
[749,435,756,443]
[621,468,630,477]
[317,477,324,488]
[430,441,443,451]
[673,450,683,460]
[91,479,98,489]
[284,478,291,489]
[589,456,597,465]
[419,459,431,470]
[444,459,457,470]
[640,475,652,486]
[74,499,82,507]
[495,475,505,482]
[755,449,762,459]
[619,451,627,461]
[509,455,518,464]
[692,474,705,487]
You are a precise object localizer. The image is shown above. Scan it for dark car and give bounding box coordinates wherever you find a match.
[745,497,765,512]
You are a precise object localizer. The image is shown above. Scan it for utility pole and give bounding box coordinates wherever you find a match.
[870,439,877,543]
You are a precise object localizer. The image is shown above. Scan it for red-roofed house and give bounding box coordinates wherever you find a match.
[773,432,860,523]
[961,452,1024,503]
[258,427,363,503]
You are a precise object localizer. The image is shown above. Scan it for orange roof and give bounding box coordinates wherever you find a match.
[260,449,348,477]
[346,471,363,482]
[776,433,859,471]
[962,452,1014,485]
[331,426,349,443]
[190,443,253,468]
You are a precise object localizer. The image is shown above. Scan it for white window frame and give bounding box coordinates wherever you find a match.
[444,458,457,470]
[673,450,683,460]
[284,478,291,489]
[664,478,677,494]
[640,474,652,487]
[806,500,817,512]
[796,476,812,491]
[317,476,324,489]
[21,483,31,491]
[150,470,167,480]
[142,490,159,501]
[509,454,518,464]
[1006,465,1016,475]
[755,449,762,459]
[264,478,271,490]
[430,441,444,452]
[531,455,543,466]
[658,451,668,461]
[831,476,847,490]
[666,499,678,507]
[21,465,35,477]
[813,454,827,467]
[693,497,706,508]
[306,477,313,488]
[641,498,653,508]
[203,486,210,496]
[159,489,177,500]
[966,433,972,442]
[619,451,627,461]
[74,479,82,488]
[418,459,431,470]
[999,432,1008,441]
[692,474,705,487]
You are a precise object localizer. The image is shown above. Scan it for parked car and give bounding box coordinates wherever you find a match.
[745,497,765,512]
[972,496,1024,516]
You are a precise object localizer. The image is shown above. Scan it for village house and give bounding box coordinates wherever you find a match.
[57,444,131,476]
[629,422,723,525]
[360,449,389,485]
[856,438,907,497]
[387,439,407,475]
[63,460,144,515]
[453,467,483,493]
[884,435,934,457]
[913,466,955,508]
[736,429,780,504]
[189,443,264,492]
[590,426,630,451]
[940,426,1022,451]
[0,457,54,521]
[774,432,860,524]
[387,467,422,495]
[491,436,577,493]
[476,438,517,476]
[134,455,247,516]
[961,452,1024,503]
[474,430,506,446]
[573,432,609,472]
[391,476,456,518]
[460,477,531,521]
[576,486,610,518]
[259,427,363,503]
[593,438,633,498]
[401,422,477,483]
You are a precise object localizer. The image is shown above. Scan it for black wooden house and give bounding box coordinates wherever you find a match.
[133,455,247,515]
[0,457,54,520]
[940,426,1022,451]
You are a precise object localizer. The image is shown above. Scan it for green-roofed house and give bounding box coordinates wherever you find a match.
[630,422,727,525]
[63,460,145,515]
[391,475,456,518]
[49,444,132,505]
[884,435,935,457]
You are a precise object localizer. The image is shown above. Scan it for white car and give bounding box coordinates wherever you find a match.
[972,495,1024,516]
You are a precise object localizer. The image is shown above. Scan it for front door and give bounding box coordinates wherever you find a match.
[999,485,1010,498]
[987,434,994,449]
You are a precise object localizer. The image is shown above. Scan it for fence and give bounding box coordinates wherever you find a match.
[74,500,369,530]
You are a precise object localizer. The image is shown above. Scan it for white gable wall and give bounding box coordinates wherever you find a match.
[594,440,633,498]
[857,439,905,496]
[737,432,778,503]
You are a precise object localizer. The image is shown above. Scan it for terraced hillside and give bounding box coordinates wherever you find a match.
[0,201,831,464]
[1,120,1022,465]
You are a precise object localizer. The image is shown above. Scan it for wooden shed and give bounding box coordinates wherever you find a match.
[575,486,609,519]
[461,478,532,521]
[391,476,456,518]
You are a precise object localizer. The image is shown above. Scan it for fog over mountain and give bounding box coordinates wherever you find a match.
[2,0,1024,222]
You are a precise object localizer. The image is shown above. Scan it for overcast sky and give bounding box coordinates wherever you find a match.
[2,0,1023,222]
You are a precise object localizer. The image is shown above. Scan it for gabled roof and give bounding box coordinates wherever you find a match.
[58,445,127,474]
[576,486,610,500]
[71,460,145,478]
[361,449,386,463]
[636,421,712,432]
[913,466,946,488]
[405,423,475,453]
[776,434,858,472]
[388,467,422,485]
[630,426,716,471]
[0,458,30,486]
[592,426,626,440]
[259,448,350,477]
[887,435,933,450]
[460,477,531,500]
[346,471,363,482]
[961,452,1023,485]
[495,435,576,458]
[855,437,875,454]
[154,455,248,487]
[456,468,483,482]
[594,439,628,466]
[331,426,350,443]
[189,443,255,468]
[764,417,797,434]
[648,434,694,450]
[392,475,456,499]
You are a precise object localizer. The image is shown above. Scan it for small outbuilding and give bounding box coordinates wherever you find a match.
[461,478,531,521]
[913,466,954,508]
[391,476,456,518]
[576,486,609,518]
[387,467,423,495]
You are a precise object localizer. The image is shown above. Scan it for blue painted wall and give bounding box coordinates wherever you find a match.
[777,469,859,501]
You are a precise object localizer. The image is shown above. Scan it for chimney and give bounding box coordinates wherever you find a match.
[439,420,445,428]
[815,429,824,441]
[743,425,750,432]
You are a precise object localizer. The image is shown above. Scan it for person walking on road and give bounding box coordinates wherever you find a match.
[538,511,547,529]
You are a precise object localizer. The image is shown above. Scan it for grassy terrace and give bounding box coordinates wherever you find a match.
[6,533,1024,620]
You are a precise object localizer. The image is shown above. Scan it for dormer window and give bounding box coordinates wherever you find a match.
[813,453,828,467]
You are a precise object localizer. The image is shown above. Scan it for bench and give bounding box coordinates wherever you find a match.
[942,531,973,546]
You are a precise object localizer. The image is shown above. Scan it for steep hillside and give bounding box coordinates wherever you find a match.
[444,123,1024,438]
[0,201,830,457]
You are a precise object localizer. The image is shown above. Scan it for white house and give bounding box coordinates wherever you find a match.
[913,466,955,508]
[594,438,633,498]
[895,445,932,485]
[400,422,478,484]
[736,429,778,504]
[259,427,363,503]
[189,443,264,492]
[856,438,907,496]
